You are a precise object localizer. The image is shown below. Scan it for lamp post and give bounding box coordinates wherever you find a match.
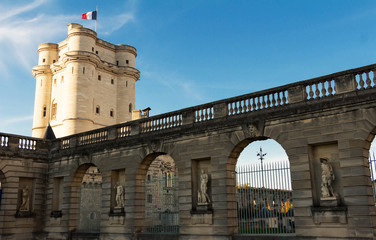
[257,148,266,188]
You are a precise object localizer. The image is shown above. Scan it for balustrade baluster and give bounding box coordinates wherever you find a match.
[366,71,372,89]
[359,73,365,90]
[277,92,282,106]
[308,84,314,99]
[372,70,376,87]
[209,107,213,119]
[282,91,287,104]
[239,100,243,113]
[247,98,251,112]
[204,108,208,120]
[252,97,256,111]
[315,82,320,98]
[228,103,233,115]
[261,96,266,109]
[328,80,333,96]
[266,94,271,108]
[257,96,261,110]
[234,102,239,115]
[272,93,276,107]
[321,81,327,97]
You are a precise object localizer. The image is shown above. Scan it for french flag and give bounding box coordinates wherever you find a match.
[82,11,97,20]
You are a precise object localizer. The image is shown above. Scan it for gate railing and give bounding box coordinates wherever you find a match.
[143,174,179,233]
[236,161,294,235]
[369,153,376,203]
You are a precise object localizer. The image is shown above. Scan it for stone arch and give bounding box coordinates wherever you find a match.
[362,126,376,204]
[134,152,178,233]
[226,131,293,235]
[68,163,102,232]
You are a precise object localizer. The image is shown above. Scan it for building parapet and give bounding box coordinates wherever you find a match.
[0,133,49,159]
[49,63,376,152]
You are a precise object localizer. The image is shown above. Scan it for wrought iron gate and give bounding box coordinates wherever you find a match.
[143,173,179,233]
[236,161,295,234]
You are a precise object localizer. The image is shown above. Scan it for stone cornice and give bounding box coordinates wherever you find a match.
[51,51,140,80]
[32,65,52,78]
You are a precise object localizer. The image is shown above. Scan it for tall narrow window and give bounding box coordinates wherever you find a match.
[42,58,46,63]
[83,67,85,74]
[116,61,119,66]
[111,79,114,85]
[72,67,74,74]
[126,81,128,87]
[129,103,132,113]
[98,75,101,81]
[43,106,47,117]
[126,60,129,64]
[51,101,57,120]
[96,106,100,114]
[61,76,64,83]
[110,109,114,117]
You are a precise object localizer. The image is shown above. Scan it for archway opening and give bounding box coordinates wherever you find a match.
[233,139,294,234]
[138,154,179,234]
[368,133,376,203]
[69,164,102,233]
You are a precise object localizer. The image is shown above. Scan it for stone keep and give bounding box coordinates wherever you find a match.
[32,23,140,138]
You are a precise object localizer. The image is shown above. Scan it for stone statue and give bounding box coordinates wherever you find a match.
[20,186,30,211]
[198,170,210,204]
[320,158,335,198]
[115,183,125,208]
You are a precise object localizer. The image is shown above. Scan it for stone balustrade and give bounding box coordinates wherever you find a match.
[0,133,49,156]
[52,63,376,150]
[2,63,376,154]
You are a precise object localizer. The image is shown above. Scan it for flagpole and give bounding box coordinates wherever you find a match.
[95,6,98,32]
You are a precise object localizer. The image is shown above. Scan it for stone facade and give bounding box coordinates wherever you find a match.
[1,30,376,239]
[32,23,140,138]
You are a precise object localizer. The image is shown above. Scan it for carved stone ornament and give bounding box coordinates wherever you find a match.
[149,140,163,153]
[248,124,259,138]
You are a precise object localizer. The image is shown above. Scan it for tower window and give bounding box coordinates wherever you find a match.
[92,47,94,52]
[61,76,64,83]
[126,60,129,64]
[96,106,100,114]
[110,109,114,117]
[98,75,101,81]
[51,101,57,120]
[42,58,46,63]
[53,78,57,85]
[96,51,98,54]
[126,81,128,87]
[43,106,47,117]
[72,67,74,74]
[116,61,119,66]
[111,79,114,85]
[129,103,132,113]
[83,67,85,74]
[53,60,56,63]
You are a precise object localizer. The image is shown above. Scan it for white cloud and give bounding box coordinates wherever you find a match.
[0,0,137,82]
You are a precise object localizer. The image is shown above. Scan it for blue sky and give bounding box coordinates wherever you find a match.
[1,0,376,164]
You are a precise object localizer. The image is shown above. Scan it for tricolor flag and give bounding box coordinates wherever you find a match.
[82,11,97,20]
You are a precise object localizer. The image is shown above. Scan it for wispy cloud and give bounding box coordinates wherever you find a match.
[143,70,204,101]
[3,115,33,125]
[0,0,137,82]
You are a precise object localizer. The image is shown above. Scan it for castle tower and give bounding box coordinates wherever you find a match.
[32,23,140,138]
